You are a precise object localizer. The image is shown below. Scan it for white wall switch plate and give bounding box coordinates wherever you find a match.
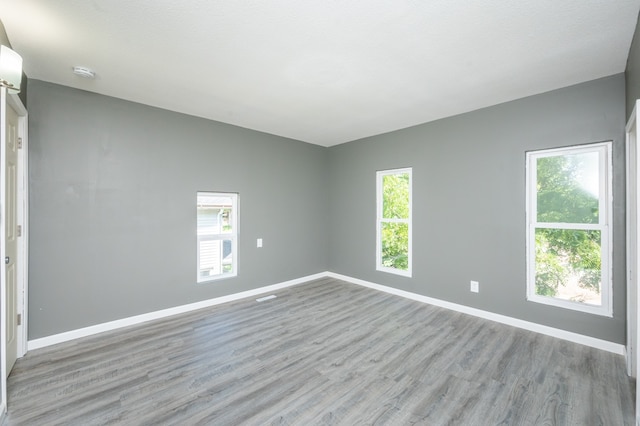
[257,238,263,248]
[470,280,479,293]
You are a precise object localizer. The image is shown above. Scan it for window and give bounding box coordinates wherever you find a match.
[526,142,612,316]
[376,168,412,276]
[197,192,238,282]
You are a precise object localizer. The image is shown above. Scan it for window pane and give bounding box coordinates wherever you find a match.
[197,191,237,283]
[536,152,599,224]
[197,196,234,234]
[381,222,409,270]
[199,239,234,280]
[534,228,601,305]
[382,173,410,219]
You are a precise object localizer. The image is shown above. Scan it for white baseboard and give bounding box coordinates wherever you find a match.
[28,272,329,351]
[327,272,626,355]
[28,271,625,356]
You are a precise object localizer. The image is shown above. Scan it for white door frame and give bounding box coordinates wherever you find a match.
[626,100,640,426]
[8,93,28,359]
[627,101,638,377]
[0,89,28,416]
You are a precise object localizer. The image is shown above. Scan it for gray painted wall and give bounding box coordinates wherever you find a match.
[327,74,627,344]
[626,11,640,119]
[28,80,328,339]
[26,74,628,344]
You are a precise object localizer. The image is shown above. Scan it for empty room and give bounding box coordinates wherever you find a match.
[1,0,640,424]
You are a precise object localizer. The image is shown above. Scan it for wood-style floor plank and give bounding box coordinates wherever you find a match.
[2,278,635,425]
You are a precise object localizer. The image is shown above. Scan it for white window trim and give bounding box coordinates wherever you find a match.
[197,192,238,283]
[525,142,613,317]
[376,167,412,277]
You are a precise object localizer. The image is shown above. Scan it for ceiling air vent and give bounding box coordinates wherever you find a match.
[72,66,95,79]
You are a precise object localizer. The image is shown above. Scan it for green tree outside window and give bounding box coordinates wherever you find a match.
[534,152,602,303]
[380,172,410,271]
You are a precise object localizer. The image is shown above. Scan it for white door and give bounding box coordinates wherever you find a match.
[4,99,18,376]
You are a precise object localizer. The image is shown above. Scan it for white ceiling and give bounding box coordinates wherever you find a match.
[2,1,640,146]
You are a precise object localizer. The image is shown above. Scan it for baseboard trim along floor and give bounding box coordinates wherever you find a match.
[27,272,328,351]
[28,271,625,356]
[327,272,625,356]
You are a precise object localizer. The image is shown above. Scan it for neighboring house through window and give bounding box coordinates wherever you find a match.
[197,192,238,282]
[526,142,612,316]
[376,168,412,277]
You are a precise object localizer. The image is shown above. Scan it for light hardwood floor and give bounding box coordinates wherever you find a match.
[2,278,635,425]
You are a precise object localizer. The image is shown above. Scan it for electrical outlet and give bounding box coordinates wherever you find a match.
[257,238,263,248]
[470,280,479,293]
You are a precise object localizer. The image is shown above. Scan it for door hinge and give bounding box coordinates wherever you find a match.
[17,313,21,326]
[17,137,22,149]
[17,225,21,237]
